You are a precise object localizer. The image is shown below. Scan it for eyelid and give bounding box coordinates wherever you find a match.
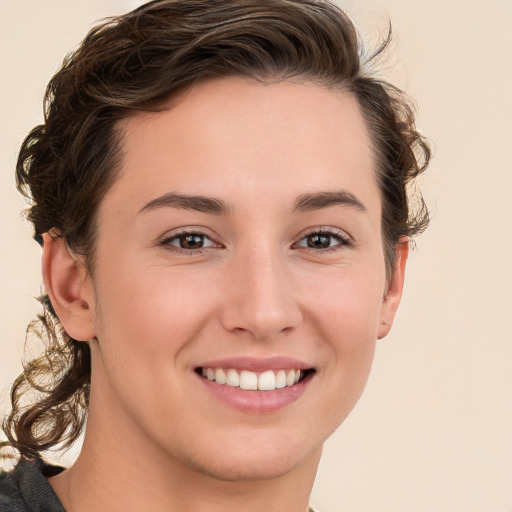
[158,226,223,252]
[292,226,353,251]
[156,225,353,254]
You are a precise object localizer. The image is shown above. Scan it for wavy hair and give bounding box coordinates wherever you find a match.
[1,0,430,459]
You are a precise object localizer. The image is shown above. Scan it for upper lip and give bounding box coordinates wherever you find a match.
[196,356,312,372]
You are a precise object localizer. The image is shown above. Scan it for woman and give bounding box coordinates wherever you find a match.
[0,1,430,510]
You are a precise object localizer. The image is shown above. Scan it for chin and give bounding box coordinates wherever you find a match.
[172,430,324,483]
[188,447,319,483]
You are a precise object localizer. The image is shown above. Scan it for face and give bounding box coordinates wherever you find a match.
[69,79,406,481]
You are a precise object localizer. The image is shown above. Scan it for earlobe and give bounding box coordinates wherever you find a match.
[41,232,96,342]
[377,237,409,340]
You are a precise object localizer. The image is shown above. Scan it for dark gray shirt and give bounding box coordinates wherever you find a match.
[0,458,65,512]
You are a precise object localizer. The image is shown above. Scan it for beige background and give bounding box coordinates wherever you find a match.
[1,1,511,511]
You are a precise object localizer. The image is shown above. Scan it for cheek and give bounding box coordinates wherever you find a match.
[87,266,209,426]
[309,270,384,410]
[312,268,385,344]
[91,263,218,365]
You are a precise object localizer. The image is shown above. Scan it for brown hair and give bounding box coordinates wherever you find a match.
[1,0,430,459]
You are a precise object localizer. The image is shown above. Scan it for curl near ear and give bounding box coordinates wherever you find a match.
[41,232,96,342]
[377,238,409,340]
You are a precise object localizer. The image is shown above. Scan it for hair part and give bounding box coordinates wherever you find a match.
[2,0,430,459]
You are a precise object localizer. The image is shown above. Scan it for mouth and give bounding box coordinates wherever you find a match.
[195,367,315,391]
[194,357,316,412]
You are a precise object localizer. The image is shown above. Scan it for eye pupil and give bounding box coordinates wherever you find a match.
[180,234,204,249]
[307,234,331,249]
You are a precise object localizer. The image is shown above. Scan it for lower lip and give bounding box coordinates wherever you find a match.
[197,373,312,414]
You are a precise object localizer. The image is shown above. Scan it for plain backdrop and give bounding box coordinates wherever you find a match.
[1,1,511,511]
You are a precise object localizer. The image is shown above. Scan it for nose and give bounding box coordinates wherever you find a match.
[220,246,303,341]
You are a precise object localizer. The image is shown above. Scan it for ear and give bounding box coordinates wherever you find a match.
[377,237,409,340]
[41,232,96,341]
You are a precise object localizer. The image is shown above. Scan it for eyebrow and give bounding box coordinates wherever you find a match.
[139,189,366,216]
[139,192,230,215]
[292,190,367,213]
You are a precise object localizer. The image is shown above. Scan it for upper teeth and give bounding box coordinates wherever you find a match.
[201,368,302,391]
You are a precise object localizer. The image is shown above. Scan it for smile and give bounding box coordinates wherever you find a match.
[199,368,308,391]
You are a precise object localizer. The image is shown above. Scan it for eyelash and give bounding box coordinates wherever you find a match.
[160,230,220,255]
[159,227,352,254]
[293,227,352,253]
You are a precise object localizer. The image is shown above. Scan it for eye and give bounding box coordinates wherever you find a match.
[295,229,351,251]
[161,231,217,251]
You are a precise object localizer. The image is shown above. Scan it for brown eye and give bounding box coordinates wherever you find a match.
[305,234,331,249]
[296,230,351,251]
[178,234,205,249]
[162,232,216,251]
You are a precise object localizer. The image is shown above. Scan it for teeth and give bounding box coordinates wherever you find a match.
[258,370,275,391]
[275,370,287,389]
[200,367,306,391]
[215,368,227,384]
[226,369,239,387]
[240,371,258,390]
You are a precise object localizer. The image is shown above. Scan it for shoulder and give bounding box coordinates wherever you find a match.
[0,457,66,512]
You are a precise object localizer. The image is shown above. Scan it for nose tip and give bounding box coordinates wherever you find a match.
[220,254,302,341]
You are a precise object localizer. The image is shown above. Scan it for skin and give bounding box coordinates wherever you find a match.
[43,78,407,512]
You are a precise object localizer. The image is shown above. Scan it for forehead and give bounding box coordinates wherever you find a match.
[109,78,378,216]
